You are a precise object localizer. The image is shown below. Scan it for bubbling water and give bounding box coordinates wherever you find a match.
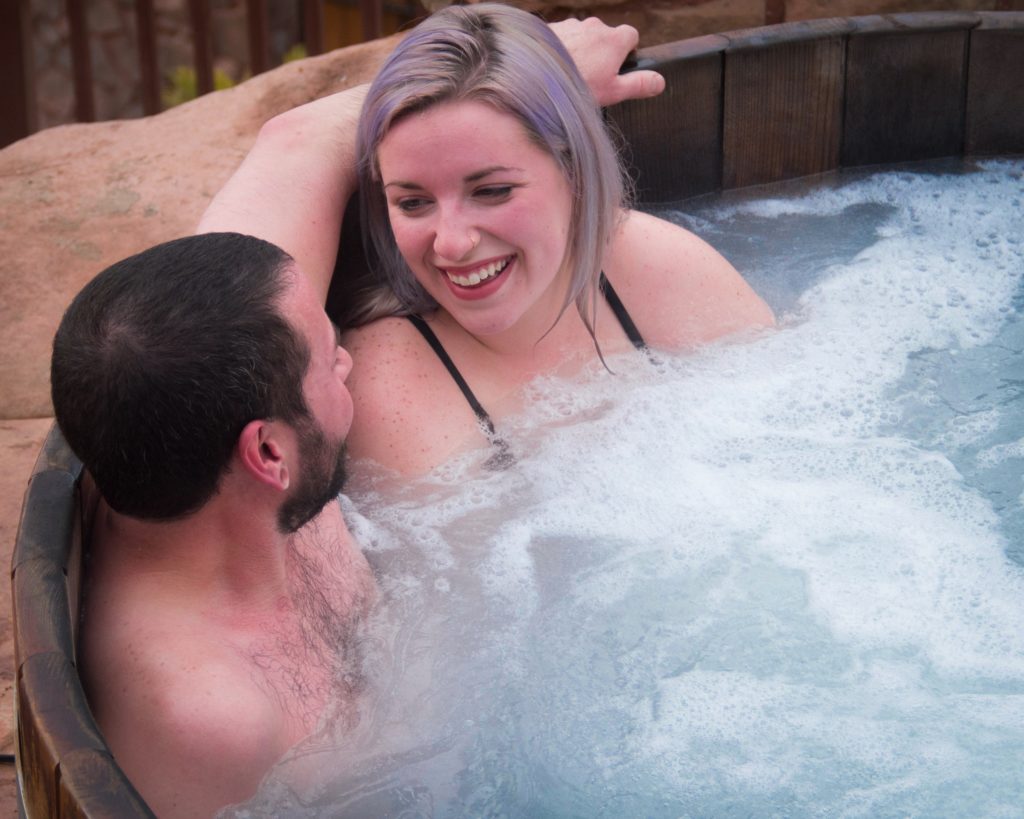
[229,159,1024,818]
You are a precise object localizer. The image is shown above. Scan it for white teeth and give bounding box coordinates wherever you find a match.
[446,257,510,287]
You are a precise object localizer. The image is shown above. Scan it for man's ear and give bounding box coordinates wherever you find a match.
[237,420,291,491]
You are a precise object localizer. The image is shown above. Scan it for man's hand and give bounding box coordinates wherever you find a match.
[551,17,665,107]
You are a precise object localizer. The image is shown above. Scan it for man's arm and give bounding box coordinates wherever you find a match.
[94,647,287,818]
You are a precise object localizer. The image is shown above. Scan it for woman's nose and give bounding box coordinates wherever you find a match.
[432,208,480,261]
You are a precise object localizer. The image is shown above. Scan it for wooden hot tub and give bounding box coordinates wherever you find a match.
[12,12,1023,817]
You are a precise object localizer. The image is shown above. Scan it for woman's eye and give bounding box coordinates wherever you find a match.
[394,197,430,214]
[475,185,514,201]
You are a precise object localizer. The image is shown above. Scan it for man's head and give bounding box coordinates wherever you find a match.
[51,232,315,520]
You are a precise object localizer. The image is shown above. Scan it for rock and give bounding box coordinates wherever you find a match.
[0,34,399,421]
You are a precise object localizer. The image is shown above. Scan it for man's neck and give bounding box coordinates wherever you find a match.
[90,488,295,608]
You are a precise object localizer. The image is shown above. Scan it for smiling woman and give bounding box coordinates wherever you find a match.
[14,9,1022,818]
[340,2,774,477]
[377,99,576,340]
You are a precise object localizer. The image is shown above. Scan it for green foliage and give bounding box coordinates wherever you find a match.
[161,65,238,109]
[282,42,308,63]
[161,42,307,109]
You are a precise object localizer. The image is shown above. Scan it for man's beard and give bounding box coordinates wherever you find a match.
[277,415,348,534]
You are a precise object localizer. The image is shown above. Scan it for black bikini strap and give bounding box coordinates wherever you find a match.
[406,314,497,436]
[599,271,646,350]
[406,314,514,470]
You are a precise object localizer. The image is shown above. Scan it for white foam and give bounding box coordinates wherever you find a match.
[232,159,1024,817]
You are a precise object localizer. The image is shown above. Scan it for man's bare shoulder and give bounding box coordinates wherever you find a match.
[77,509,333,816]
[81,612,289,817]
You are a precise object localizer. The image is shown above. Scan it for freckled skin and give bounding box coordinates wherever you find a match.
[344,102,775,477]
[74,17,693,815]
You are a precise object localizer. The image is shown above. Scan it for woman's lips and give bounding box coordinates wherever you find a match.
[439,256,514,300]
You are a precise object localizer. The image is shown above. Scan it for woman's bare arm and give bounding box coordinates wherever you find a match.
[195,85,367,304]
[606,210,775,350]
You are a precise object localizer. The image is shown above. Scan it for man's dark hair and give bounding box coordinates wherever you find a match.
[51,232,311,519]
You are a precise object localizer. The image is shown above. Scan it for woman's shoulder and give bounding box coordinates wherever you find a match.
[341,315,485,474]
[342,315,427,376]
[605,209,775,349]
[341,316,439,427]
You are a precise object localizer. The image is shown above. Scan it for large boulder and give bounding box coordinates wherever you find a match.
[0,34,398,422]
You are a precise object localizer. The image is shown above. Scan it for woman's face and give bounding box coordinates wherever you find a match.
[376,99,574,341]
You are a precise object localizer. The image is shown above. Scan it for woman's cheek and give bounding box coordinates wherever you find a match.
[390,221,420,263]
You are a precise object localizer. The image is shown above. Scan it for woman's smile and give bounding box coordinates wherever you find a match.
[438,255,515,299]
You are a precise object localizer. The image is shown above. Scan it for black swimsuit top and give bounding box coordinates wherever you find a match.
[406,272,646,451]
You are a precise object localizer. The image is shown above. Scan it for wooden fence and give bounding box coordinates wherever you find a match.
[0,0,401,149]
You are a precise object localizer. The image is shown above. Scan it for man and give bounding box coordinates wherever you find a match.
[48,18,663,818]
[52,228,376,816]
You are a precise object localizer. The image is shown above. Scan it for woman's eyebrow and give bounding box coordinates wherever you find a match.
[382,179,422,191]
[383,165,526,191]
[465,165,523,182]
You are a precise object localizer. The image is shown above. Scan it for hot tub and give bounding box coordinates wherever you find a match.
[12,12,1023,817]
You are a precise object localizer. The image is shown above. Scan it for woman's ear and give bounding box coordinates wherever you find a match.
[237,420,290,491]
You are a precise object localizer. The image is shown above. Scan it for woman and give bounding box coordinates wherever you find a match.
[342,3,774,475]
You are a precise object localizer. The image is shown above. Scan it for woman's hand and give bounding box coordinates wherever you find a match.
[550,17,665,107]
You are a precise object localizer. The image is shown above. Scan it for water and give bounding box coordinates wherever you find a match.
[229,159,1024,817]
